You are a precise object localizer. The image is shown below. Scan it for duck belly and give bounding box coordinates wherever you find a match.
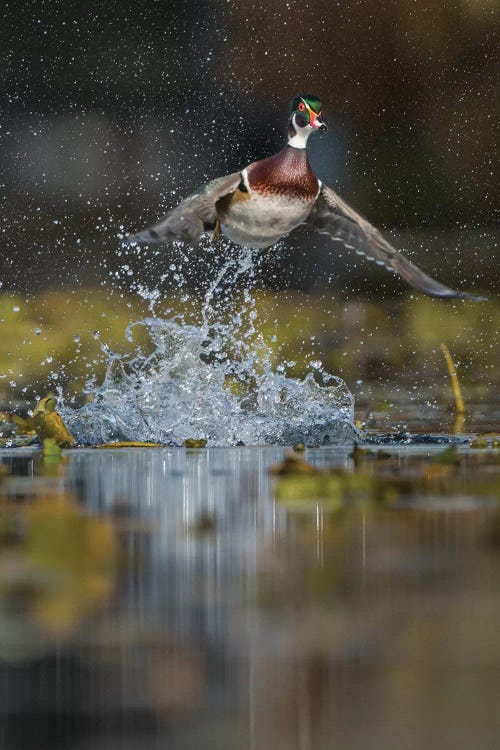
[219,194,312,249]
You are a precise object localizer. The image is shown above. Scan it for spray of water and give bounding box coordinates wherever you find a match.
[62,246,356,446]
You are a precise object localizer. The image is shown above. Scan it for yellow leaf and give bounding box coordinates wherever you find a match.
[33,396,75,448]
[95,441,163,449]
[184,439,207,448]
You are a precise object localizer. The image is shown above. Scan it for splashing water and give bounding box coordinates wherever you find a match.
[63,247,356,446]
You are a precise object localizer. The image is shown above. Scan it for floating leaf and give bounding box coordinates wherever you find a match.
[95,441,164,449]
[183,439,207,448]
[33,395,75,448]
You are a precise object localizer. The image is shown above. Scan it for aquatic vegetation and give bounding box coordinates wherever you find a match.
[440,343,465,415]
[33,394,75,447]
[184,438,208,448]
[271,440,500,514]
[0,493,116,649]
[272,460,414,511]
[95,440,164,449]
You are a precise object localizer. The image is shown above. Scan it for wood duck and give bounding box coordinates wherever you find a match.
[128,94,483,300]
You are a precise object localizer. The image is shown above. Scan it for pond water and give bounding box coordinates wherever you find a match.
[1,436,500,750]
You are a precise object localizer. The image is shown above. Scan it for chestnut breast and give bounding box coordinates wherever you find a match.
[246,146,319,201]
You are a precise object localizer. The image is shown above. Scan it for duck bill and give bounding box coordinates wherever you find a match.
[310,112,327,132]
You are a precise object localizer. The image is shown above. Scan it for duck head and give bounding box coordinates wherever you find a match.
[288,94,327,148]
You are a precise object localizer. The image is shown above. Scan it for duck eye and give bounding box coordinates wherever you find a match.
[298,102,306,112]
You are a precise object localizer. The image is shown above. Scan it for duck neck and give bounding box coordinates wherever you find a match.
[287,114,312,150]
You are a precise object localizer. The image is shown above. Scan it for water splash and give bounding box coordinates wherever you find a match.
[62,247,356,446]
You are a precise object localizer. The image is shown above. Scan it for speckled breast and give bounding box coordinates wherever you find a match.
[218,147,320,249]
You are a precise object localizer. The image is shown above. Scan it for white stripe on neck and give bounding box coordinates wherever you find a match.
[288,128,311,148]
[287,116,313,149]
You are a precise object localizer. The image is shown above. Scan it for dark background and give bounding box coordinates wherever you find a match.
[1,0,498,297]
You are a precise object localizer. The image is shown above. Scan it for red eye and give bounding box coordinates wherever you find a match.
[298,102,306,112]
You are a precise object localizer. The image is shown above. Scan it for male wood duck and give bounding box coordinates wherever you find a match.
[128,94,483,300]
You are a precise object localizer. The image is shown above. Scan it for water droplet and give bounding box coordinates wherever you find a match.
[59,249,355,446]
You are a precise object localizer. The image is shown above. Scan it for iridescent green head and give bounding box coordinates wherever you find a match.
[289,94,327,136]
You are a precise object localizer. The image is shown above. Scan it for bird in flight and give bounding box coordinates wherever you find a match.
[128,94,483,300]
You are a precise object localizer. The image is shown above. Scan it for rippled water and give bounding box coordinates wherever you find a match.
[1,442,500,750]
[62,247,355,446]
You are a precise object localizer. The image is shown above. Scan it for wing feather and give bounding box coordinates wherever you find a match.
[127,172,242,245]
[307,186,485,300]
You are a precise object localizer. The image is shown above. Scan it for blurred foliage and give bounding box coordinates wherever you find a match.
[271,441,500,514]
[271,449,411,510]
[0,289,151,399]
[0,494,116,640]
[0,288,497,407]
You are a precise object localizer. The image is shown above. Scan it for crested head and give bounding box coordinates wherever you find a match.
[288,94,327,149]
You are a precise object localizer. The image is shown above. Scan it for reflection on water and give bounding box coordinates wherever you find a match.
[1,445,500,749]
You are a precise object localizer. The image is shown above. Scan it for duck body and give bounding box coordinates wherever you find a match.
[218,146,320,248]
[127,94,484,301]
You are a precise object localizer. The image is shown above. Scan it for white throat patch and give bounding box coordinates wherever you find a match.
[287,114,313,150]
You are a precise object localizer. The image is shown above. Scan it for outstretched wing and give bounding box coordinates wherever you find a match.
[127,172,242,245]
[307,185,485,300]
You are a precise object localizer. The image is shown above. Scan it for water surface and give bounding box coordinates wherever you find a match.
[1,441,500,750]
